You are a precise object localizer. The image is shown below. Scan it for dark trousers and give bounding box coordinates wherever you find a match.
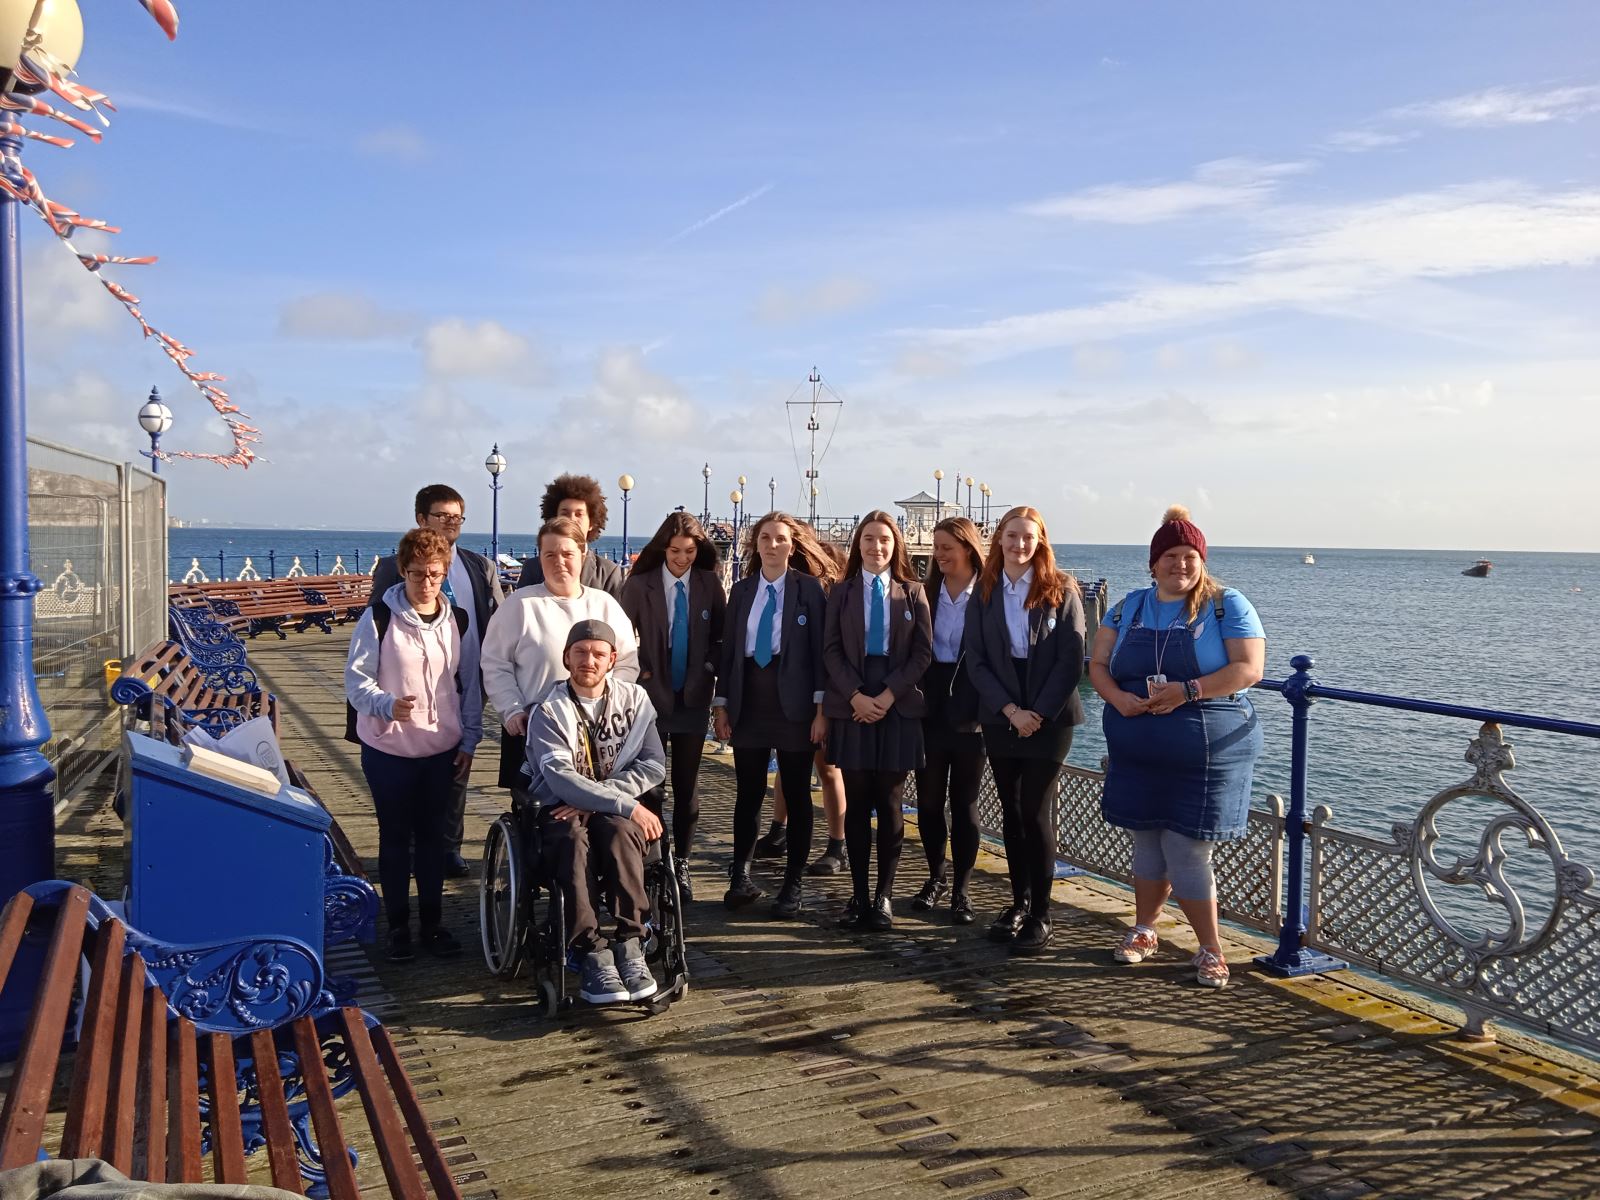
[444,776,468,858]
[732,747,815,885]
[843,770,907,901]
[914,733,985,893]
[641,729,706,859]
[989,746,1070,918]
[360,745,455,931]
[539,809,650,953]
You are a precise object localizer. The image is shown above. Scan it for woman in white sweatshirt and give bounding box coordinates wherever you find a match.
[480,516,639,801]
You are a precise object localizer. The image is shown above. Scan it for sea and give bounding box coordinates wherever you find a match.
[170,528,1600,905]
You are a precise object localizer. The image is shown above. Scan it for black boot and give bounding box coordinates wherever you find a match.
[752,821,788,859]
[723,863,766,909]
[867,891,895,932]
[911,875,949,911]
[806,838,847,875]
[771,879,804,919]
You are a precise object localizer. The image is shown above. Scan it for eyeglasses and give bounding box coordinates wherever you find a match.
[404,569,446,584]
[426,512,465,525]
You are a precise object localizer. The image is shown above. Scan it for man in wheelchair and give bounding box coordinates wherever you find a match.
[526,619,667,1005]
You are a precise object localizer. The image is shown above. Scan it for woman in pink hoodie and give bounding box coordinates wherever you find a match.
[346,528,483,961]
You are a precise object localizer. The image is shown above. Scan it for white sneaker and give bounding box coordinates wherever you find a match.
[1193,946,1230,989]
[1113,926,1159,964]
[579,949,629,1004]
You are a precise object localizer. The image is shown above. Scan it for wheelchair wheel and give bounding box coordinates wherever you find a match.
[651,848,691,1001]
[480,815,526,978]
[537,979,560,1019]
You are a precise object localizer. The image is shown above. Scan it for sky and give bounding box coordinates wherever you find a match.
[20,2,1600,550]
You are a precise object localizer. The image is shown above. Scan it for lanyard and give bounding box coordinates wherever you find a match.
[1142,589,1188,677]
[565,682,612,781]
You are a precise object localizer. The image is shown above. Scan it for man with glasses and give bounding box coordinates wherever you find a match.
[514,473,626,599]
[372,484,503,877]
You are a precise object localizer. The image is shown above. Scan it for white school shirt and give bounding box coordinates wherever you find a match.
[933,578,975,663]
[861,569,892,653]
[661,564,694,634]
[1001,568,1034,659]
[743,573,786,657]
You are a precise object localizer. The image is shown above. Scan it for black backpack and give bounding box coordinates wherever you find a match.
[344,598,470,743]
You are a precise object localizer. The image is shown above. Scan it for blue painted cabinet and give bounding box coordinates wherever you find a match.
[124,732,331,960]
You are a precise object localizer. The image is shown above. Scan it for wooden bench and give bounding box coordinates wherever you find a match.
[113,639,277,737]
[0,882,460,1198]
[170,576,372,640]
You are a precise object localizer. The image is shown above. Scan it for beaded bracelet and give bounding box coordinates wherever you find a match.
[1184,679,1201,703]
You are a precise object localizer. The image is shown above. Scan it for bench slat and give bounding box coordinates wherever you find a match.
[0,886,91,1168]
[135,982,169,1182]
[167,1018,203,1182]
[207,1032,249,1184]
[0,892,36,1019]
[293,1017,361,1200]
[61,920,127,1159]
[250,1028,305,1194]
[107,952,147,1174]
[373,1023,464,1200]
[339,1009,427,1200]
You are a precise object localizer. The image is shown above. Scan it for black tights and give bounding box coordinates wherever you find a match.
[914,733,985,895]
[843,770,907,901]
[989,754,1067,918]
[733,747,815,885]
[641,728,707,859]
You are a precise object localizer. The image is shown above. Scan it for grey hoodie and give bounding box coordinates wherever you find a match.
[523,676,664,816]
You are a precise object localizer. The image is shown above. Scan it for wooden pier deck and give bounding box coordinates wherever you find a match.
[63,632,1600,1199]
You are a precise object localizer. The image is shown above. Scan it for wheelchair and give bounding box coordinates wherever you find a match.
[479,795,690,1017]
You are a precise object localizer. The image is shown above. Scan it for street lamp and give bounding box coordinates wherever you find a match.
[980,482,991,529]
[729,489,744,582]
[965,475,975,520]
[701,462,712,526]
[485,444,507,563]
[0,0,87,1053]
[137,385,172,475]
[933,467,944,508]
[618,473,634,563]
[768,477,775,512]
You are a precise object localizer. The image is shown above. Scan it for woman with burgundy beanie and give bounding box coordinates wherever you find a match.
[1089,505,1265,988]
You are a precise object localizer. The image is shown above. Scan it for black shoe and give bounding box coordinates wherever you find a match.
[674,858,694,904]
[1009,914,1052,955]
[422,926,462,958]
[950,891,975,925]
[987,905,1027,944]
[910,877,948,911]
[837,894,871,930]
[806,841,846,875]
[752,823,788,860]
[723,866,766,909]
[442,853,472,879]
[867,894,894,932]
[771,881,804,919]
[386,927,414,962]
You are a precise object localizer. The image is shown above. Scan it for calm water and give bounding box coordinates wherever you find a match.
[170,529,1600,874]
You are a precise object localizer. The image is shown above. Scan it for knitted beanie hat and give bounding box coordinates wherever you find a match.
[1149,505,1207,567]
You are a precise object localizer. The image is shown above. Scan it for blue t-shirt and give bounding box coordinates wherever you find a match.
[1105,586,1264,676]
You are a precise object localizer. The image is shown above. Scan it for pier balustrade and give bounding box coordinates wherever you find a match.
[907,655,1600,1055]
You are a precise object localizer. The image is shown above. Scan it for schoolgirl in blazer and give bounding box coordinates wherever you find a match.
[712,512,827,917]
[621,512,727,895]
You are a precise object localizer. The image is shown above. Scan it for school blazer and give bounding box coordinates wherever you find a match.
[515,549,626,600]
[371,547,501,652]
[962,583,1087,726]
[621,566,726,716]
[822,575,933,721]
[715,569,827,727]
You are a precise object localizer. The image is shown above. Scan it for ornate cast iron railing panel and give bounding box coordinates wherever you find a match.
[1306,722,1600,1054]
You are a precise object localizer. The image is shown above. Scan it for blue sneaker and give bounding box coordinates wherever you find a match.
[615,938,658,1001]
[579,949,629,1004]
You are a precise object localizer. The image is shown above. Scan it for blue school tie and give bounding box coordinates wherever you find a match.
[868,575,887,655]
[440,575,457,606]
[754,584,777,667]
[671,579,690,690]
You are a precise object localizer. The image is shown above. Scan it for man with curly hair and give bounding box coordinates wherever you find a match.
[515,472,626,599]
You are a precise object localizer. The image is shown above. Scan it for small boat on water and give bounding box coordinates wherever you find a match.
[1302,553,1315,565]
[1462,559,1493,577]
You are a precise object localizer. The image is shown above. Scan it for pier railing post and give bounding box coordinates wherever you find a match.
[1257,654,1346,976]
[267,549,275,579]
[217,550,225,581]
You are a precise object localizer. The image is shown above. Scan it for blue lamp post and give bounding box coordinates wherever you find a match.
[0,0,87,1054]
[700,462,711,527]
[729,487,743,583]
[767,476,775,513]
[137,386,172,475]
[484,444,506,563]
[618,473,633,563]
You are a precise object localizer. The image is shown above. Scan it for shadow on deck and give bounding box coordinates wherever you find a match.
[64,631,1600,1200]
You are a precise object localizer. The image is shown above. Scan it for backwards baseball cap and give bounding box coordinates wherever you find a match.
[564,618,618,651]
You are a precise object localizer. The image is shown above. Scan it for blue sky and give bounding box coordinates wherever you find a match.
[23,2,1600,549]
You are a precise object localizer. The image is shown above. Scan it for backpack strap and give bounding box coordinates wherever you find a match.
[1212,589,1225,622]
[345,600,395,743]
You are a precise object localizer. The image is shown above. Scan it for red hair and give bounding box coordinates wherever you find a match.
[978,506,1077,609]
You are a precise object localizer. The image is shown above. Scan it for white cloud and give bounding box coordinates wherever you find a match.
[420,318,543,382]
[1072,343,1122,374]
[1393,83,1600,127]
[1322,129,1417,152]
[278,292,418,340]
[1211,340,1258,371]
[357,124,430,163]
[1019,158,1311,224]
[24,238,119,344]
[755,276,875,325]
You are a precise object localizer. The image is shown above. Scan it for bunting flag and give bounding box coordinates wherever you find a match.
[0,1,260,469]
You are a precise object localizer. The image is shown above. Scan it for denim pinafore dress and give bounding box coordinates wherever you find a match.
[1099,589,1263,841]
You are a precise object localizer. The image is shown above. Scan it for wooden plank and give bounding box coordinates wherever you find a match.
[105,951,147,1174]
[250,1028,306,1194]
[135,983,168,1182]
[372,1022,464,1200]
[0,891,35,1005]
[166,1018,202,1183]
[293,1017,361,1200]
[338,1008,427,1200]
[206,1032,249,1184]
[0,886,91,1169]
[60,919,127,1158]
